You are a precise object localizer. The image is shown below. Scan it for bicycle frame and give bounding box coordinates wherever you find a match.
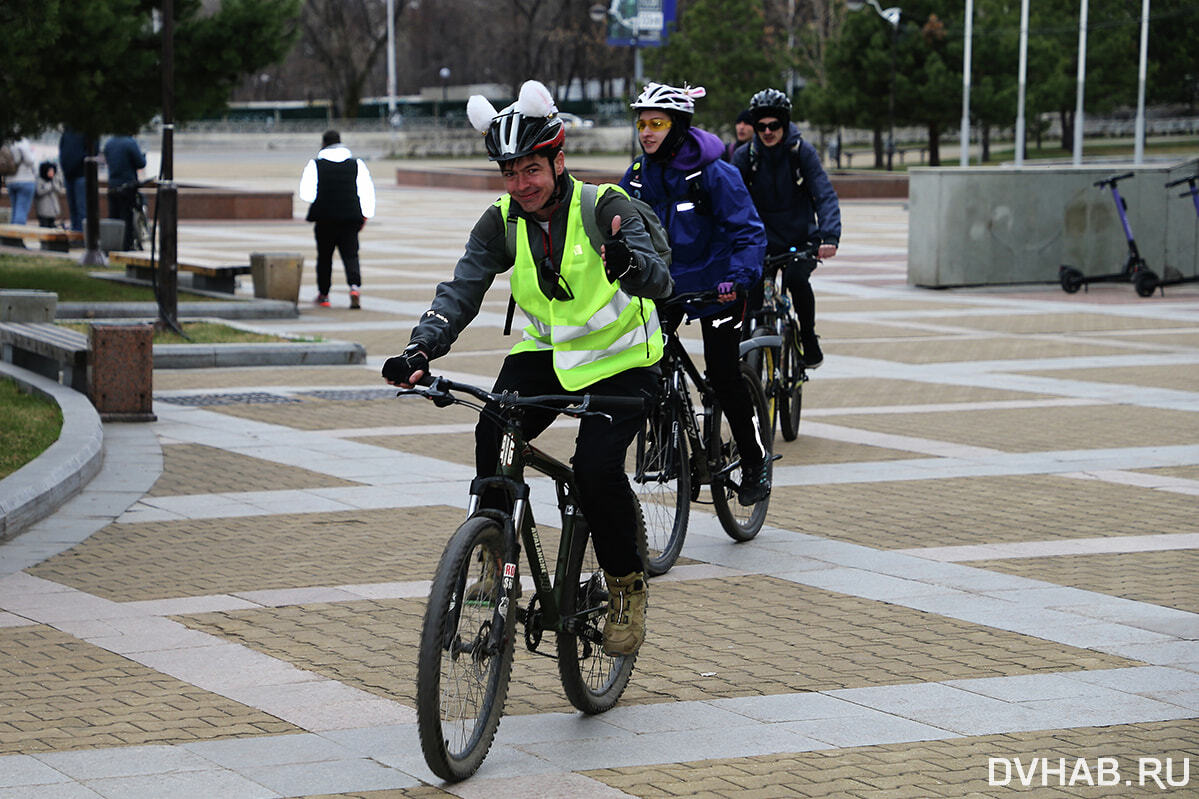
[464,416,597,650]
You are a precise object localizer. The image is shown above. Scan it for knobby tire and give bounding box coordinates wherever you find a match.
[711,362,772,541]
[416,516,516,782]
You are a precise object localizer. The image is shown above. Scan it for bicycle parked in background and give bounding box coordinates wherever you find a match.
[400,376,646,782]
[743,246,815,443]
[630,290,774,576]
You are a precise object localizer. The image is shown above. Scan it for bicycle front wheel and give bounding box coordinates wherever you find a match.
[711,362,772,541]
[557,510,639,714]
[631,393,690,576]
[745,325,779,440]
[779,321,804,442]
[416,515,516,782]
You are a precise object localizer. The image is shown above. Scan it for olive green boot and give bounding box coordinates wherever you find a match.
[602,571,647,656]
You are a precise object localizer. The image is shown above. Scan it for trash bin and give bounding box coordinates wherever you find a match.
[250,252,304,304]
[89,322,156,422]
[98,219,125,252]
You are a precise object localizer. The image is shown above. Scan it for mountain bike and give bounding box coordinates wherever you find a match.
[1133,172,1199,297]
[742,246,814,442]
[1059,173,1149,293]
[400,376,645,782]
[630,290,774,576]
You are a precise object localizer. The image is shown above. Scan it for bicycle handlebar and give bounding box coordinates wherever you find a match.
[1094,172,1135,188]
[660,289,731,310]
[764,245,820,268]
[397,374,645,415]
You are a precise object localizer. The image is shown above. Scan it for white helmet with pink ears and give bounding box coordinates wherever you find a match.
[631,82,707,117]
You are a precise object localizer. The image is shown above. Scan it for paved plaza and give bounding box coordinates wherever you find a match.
[1,140,1198,798]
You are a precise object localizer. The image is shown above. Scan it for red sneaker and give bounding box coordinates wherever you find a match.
[349,289,361,310]
[315,294,331,308]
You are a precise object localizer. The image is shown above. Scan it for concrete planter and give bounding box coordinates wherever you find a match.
[250,252,304,304]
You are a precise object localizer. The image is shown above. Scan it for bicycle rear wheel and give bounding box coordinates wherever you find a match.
[557,510,639,714]
[779,320,804,442]
[711,362,772,541]
[631,393,690,576]
[416,516,516,782]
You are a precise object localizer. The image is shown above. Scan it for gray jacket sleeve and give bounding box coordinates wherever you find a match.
[408,205,509,359]
[595,190,674,299]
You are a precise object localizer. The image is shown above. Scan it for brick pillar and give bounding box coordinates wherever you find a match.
[89,323,156,422]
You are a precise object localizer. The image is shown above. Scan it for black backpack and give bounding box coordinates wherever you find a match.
[740,136,808,191]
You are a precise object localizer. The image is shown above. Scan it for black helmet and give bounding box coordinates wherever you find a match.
[749,88,792,127]
[469,80,565,163]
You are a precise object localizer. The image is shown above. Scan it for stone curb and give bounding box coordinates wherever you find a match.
[58,299,299,320]
[0,361,103,543]
[153,340,367,368]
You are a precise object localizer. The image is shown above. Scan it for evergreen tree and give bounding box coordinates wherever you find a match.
[0,0,301,141]
[644,0,787,134]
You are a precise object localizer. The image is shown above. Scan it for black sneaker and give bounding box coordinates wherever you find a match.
[801,332,823,369]
[738,459,772,506]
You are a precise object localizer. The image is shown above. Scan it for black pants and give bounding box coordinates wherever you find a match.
[474,350,657,577]
[107,186,138,250]
[750,260,816,334]
[313,219,361,295]
[662,300,766,472]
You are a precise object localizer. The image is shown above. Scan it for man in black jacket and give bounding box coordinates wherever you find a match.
[733,89,841,368]
[298,130,376,309]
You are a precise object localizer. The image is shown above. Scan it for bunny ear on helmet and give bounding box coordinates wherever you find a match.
[517,80,557,118]
[687,85,707,100]
[467,95,498,134]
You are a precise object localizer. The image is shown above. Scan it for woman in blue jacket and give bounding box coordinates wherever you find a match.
[619,82,770,506]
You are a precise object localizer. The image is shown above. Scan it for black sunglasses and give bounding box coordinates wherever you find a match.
[755,120,784,133]
[538,256,574,301]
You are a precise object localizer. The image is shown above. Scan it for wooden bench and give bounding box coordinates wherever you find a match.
[107,251,252,294]
[0,223,84,252]
[0,322,89,393]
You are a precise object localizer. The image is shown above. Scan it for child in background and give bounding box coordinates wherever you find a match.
[35,161,64,228]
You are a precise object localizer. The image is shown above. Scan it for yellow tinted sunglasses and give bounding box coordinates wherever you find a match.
[636,118,672,132]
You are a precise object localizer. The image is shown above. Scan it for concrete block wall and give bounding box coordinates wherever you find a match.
[907,159,1199,287]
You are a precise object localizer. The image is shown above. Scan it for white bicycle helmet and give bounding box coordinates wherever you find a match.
[631,82,707,116]
[468,80,565,162]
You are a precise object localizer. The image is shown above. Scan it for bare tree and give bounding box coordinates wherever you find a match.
[300,0,403,117]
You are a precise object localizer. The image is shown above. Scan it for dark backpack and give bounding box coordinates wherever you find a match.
[0,144,16,178]
[741,136,808,191]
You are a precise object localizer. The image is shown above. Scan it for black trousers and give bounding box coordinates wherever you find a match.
[474,350,657,577]
[662,300,765,471]
[750,260,816,334]
[313,219,361,294]
[107,186,138,250]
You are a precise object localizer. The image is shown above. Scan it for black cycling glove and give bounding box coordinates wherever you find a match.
[603,232,637,283]
[382,344,429,385]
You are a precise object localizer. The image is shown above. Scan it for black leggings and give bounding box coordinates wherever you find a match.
[474,350,658,577]
[661,300,766,472]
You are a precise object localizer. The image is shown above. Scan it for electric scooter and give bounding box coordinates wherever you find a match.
[1133,173,1199,297]
[1059,172,1149,293]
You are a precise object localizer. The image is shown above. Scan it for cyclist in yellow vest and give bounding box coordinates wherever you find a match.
[383,80,673,656]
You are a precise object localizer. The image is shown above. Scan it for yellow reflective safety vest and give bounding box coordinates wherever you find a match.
[499,179,663,390]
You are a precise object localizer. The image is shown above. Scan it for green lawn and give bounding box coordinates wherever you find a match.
[0,377,62,479]
[58,320,308,344]
[0,253,215,302]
